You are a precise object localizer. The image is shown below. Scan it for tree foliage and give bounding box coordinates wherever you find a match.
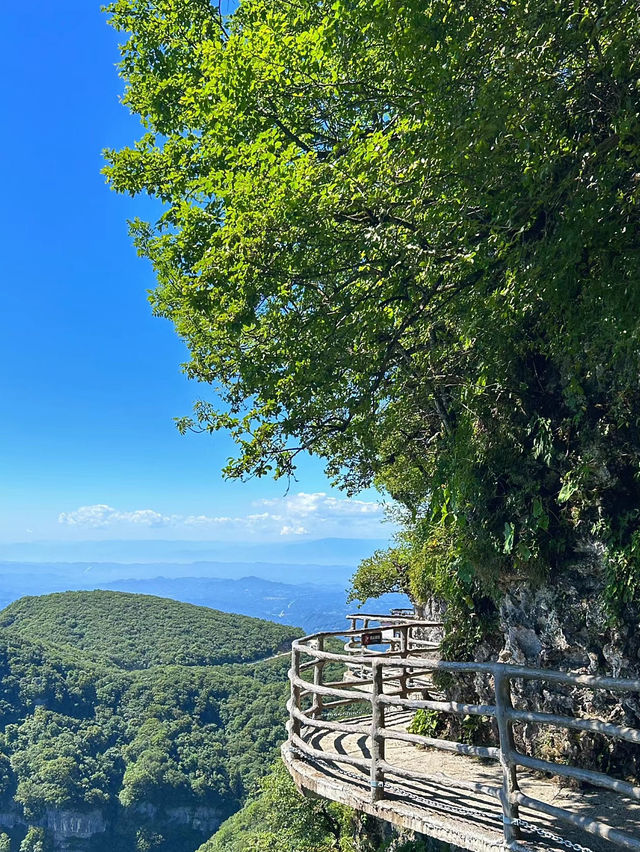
[0,593,295,851]
[19,828,50,852]
[105,0,640,609]
[0,591,299,669]
[200,759,440,852]
[199,760,357,852]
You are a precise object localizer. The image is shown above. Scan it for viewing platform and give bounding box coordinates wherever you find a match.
[282,613,640,852]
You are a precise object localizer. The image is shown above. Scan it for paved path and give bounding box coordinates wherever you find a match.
[238,650,290,666]
[283,710,640,852]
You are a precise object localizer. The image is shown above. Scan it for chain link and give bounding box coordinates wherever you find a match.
[513,817,595,852]
[290,745,598,852]
[290,746,504,847]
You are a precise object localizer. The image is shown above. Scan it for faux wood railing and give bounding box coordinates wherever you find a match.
[286,617,640,852]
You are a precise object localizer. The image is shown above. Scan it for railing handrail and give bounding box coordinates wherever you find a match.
[295,634,640,692]
[287,616,640,852]
[346,612,426,622]
[294,620,444,645]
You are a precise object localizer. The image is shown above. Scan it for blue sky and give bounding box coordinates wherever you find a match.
[0,1,391,547]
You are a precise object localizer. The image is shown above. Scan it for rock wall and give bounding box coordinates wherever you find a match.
[0,799,225,852]
[44,809,105,850]
[418,548,640,779]
[494,552,640,778]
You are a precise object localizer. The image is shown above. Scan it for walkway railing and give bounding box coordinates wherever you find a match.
[286,618,640,852]
[342,611,442,681]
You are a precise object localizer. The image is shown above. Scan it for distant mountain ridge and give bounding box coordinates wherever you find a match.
[0,569,410,634]
[0,558,357,585]
[100,576,410,633]
[0,536,389,565]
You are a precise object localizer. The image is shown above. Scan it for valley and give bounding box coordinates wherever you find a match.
[0,591,301,852]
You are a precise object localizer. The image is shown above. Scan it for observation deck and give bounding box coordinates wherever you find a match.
[282,613,640,852]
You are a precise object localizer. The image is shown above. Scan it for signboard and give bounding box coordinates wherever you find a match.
[361,630,383,647]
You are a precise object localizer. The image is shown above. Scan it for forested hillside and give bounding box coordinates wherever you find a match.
[0,592,301,852]
[0,591,297,669]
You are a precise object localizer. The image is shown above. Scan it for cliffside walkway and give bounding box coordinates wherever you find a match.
[282,614,640,852]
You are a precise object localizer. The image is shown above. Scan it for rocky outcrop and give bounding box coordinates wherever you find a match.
[0,800,225,852]
[0,811,22,829]
[165,806,222,834]
[130,803,223,835]
[492,551,640,779]
[417,547,640,780]
[497,551,629,673]
[42,809,105,850]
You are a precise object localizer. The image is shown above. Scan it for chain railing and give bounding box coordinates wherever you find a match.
[285,618,640,852]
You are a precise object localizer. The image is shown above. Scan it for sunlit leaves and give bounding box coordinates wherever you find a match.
[105,0,640,606]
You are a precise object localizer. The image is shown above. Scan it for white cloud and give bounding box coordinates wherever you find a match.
[183,515,233,526]
[280,524,308,536]
[258,492,382,518]
[58,504,173,528]
[58,492,388,539]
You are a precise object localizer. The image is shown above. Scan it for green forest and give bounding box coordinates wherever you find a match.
[0,591,302,852]
[0,591,299,668]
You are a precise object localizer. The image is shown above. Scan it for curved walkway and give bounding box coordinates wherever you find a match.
[284,710,640,852]
[284,615,640,852]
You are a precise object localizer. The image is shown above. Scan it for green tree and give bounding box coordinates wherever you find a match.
[201,760,356,852]
[104,0,640,613]
[19,828,49,852]
[136,829,165,851]
[0,832,10,852]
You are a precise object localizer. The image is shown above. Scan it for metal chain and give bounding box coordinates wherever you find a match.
[513,817,596,852]
[290,746,504,847]
[290,745,597,852]
[386,778,504,827]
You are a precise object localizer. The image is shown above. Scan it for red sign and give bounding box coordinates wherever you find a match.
[361,630,383,647]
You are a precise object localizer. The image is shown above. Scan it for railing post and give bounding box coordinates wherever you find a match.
[311,636,325,719]
[370,658,385,803]
[290,644,301,741]
[359,619,371,681]
[399,625,409,698]
[494,664,520,849]
[346,618,360,678]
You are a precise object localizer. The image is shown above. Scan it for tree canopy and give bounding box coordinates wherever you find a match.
[0,591,300,669]
[199,758,431,852]
[0,593,295,851]
[105,0,640,611]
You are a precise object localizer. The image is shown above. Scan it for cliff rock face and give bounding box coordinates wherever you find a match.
[43,809,105,850]
[492,553,640,778]
[418,549,640,778]
[0,800,225,852]
[497,554,632,674]
[167,806,222,833]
